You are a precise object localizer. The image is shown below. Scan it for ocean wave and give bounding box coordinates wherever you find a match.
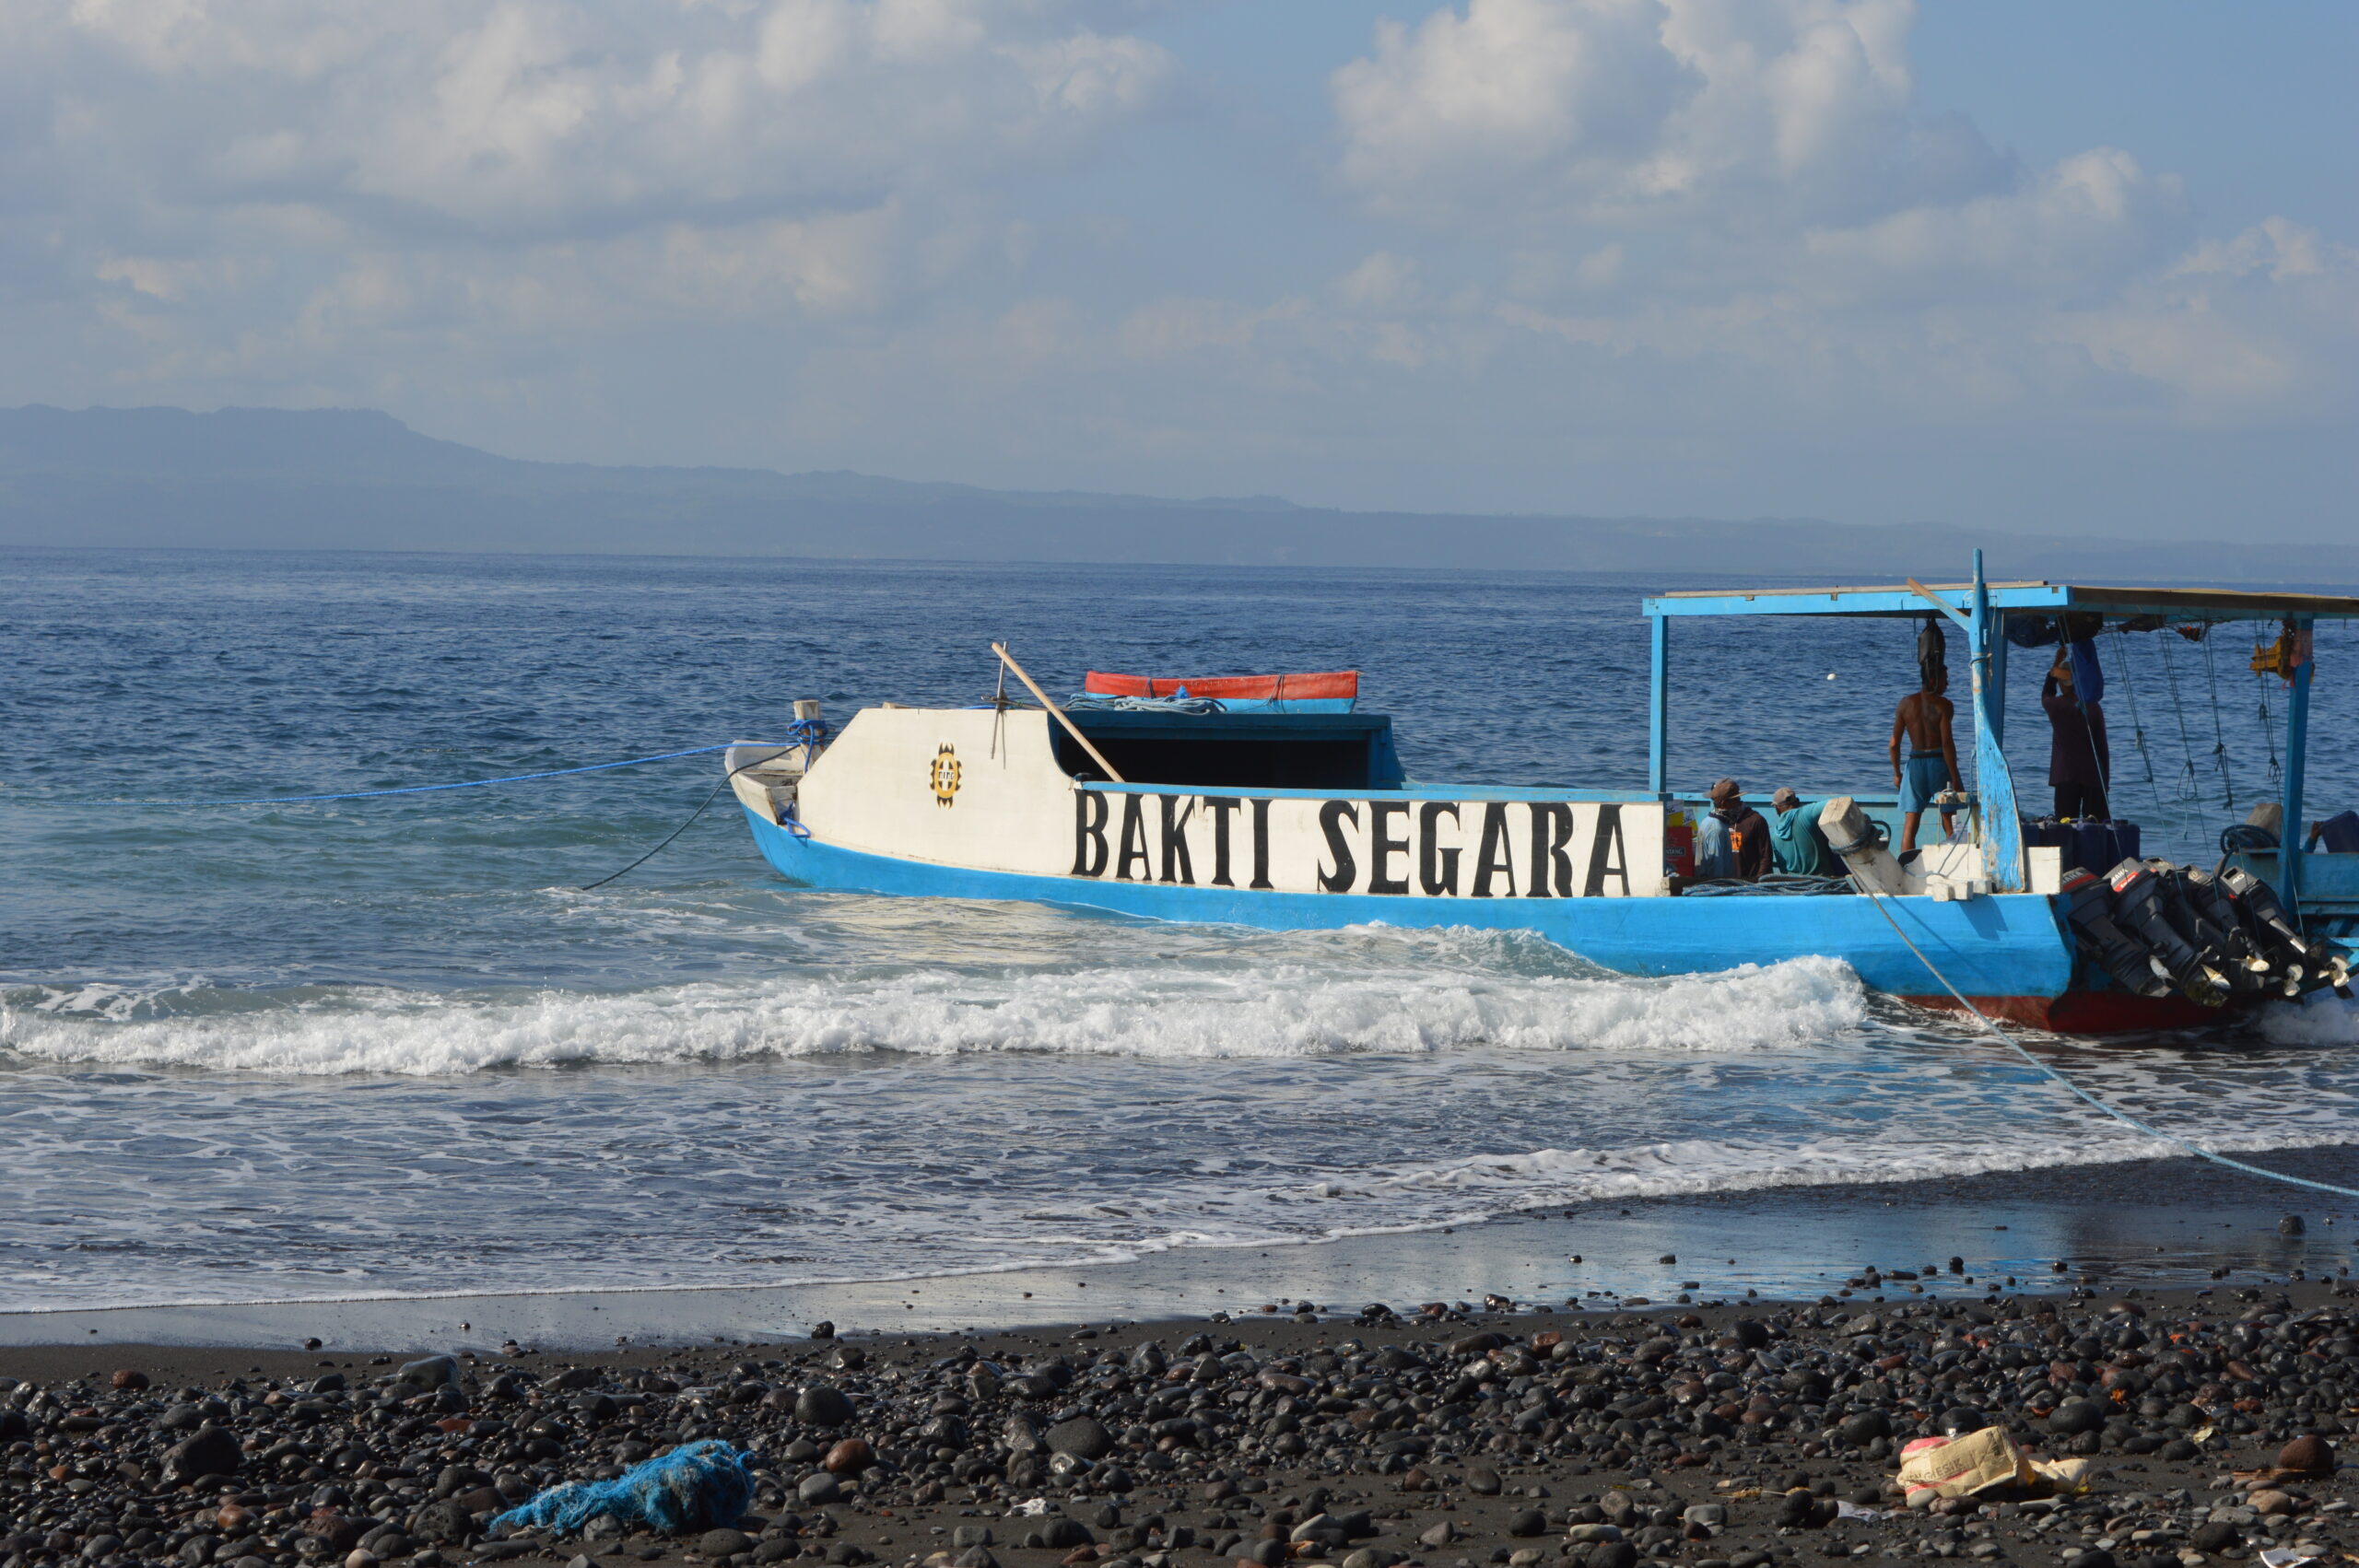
[0,952,1867,1075]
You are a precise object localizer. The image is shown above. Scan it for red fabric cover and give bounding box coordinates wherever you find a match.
[1082,671,1358,700]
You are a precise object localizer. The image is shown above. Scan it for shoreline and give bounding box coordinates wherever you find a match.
[4,1155,2350,1352]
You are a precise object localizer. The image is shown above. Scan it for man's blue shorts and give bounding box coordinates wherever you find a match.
[1899,752,1951,814]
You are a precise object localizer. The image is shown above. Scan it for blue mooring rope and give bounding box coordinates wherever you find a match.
[122,744,736,807]
[578,724,824,890]
[1846,867,2359,1201]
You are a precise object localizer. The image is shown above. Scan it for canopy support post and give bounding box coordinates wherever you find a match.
[1968,549,2025,892]
[2281,617,2313,916]
[1649,613,1669,797]
[1987,612,2008,748]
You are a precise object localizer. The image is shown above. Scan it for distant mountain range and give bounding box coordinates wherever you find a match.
[3,403,2351,586]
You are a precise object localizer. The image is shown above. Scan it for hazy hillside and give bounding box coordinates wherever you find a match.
[3,404,2350,586]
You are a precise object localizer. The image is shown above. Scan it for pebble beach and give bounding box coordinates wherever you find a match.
[10,1281,2359,1568]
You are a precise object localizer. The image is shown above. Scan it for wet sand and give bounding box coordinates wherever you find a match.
[4,1155,2347,1354]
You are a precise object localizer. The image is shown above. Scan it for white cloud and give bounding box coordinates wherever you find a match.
[13,0,1173,236]
[0,0,2352,538]
[1801,148,2189,305]
[2173,216,2337,283]
[1332,0,1960,226]
[1332,0,1688,218]
[1337,252,1420,310]
[0,0,1174,416]
[1317,0,2352,436]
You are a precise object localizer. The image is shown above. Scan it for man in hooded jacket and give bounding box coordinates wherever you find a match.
[1695,778,1772,881]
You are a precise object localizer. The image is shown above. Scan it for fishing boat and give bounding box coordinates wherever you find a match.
[729,555,2357,1035]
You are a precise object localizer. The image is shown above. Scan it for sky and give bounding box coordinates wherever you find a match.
[2,0,2353,542]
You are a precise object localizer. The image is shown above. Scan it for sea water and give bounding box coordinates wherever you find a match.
[2,548,2355,1314]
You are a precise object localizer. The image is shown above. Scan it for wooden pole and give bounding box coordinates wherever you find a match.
[991,642,1128,785]
[1905,578,1971,629]
[2281,617,2313,917]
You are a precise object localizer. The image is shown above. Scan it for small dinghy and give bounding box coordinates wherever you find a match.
[731,555,2357,1035]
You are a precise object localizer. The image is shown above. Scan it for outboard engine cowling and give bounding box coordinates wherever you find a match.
[2181,866,2276,988]
[2221,872,2348,995]
[2150,862,2259,993]
[2107,859,2229,1007]
[2060,870,2175,999]
[2217,865,2331,993]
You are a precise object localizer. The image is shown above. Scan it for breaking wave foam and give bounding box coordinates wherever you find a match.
[0,953,1868,1076]
[2259,990,2359,1046]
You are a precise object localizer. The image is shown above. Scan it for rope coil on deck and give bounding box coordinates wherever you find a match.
[1682,873,1853,896]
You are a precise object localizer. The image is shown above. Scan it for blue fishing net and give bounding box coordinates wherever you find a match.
[490,1439,756,1538]
[1062,695,1226,714]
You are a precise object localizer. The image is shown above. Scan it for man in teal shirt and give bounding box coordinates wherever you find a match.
[1766,786,1837,876]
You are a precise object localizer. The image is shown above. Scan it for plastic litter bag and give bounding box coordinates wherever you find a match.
[490,1439,756,1538]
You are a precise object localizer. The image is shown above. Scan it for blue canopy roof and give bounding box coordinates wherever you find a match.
[1637,558,2343,908]
[1643,581,2359,622]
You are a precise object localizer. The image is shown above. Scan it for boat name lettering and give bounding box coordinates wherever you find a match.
[1073,791,1632,898]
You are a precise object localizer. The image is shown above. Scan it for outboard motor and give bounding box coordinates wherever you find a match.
[2060,870,2174,999]
[2217,865,2348,994]
[2150,862,2261,994]
[2107,859,2229,1007]
[2180,866,2276,989]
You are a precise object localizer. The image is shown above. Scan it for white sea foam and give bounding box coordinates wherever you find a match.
[1297,1127,2230,1213]
[0,952,1868,1076]
[2259,990,2359,1046]
[10,941,2359,1316]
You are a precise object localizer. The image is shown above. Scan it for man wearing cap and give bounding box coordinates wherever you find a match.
[1766,786,1835,876]
[1694,778,1772,882]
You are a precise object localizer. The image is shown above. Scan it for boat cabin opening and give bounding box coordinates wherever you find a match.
[1050,711,1407,790]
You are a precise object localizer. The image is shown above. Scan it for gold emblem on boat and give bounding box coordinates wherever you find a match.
[930,743,961,807]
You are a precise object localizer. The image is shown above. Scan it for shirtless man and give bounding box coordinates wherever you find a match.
[1890,665,1963,858]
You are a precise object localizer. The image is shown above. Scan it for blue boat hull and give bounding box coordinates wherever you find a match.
[743,806,2094,1012]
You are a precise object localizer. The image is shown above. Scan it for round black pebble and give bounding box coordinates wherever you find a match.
[2191,1523,2240,1554]
[2049,1399,2107,1436]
